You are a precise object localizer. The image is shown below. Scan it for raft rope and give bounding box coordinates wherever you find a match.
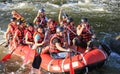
[80,54,88,74]
[61,59,65,72]
[47,59,54,71]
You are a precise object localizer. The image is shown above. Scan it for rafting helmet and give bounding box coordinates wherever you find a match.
[10,17,17,22]
[67,18,73,23]
[27,23,34,27]
[81,18,88,23]
[38,8,45,13]
[62,14,69,19]
[56,27,64,33]
[17,20,23,25]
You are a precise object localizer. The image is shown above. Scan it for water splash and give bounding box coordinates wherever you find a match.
[0,1,115,12]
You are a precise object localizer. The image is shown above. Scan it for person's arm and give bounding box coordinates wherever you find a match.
[13,30,19,48]
[77,24,84,36]
[33,17,38,24]
[58,8,62,24]
[25,32,34,45]
[5,25,11,43]
[53,38,69,52]
[55,43,69,52]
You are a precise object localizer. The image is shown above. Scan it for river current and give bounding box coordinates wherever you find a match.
[0,1,120,74]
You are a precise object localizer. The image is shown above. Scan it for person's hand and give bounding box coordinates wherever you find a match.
[66,48,73,52]
[31,42,34,45]
[60,8,63,11]
[41,41,45,45]
[81,23,86,28]
[85,50,89,53]
[66,48,71,52]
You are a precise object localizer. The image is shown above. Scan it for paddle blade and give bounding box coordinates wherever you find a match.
[1,54,11,62]
[32,55,41,69]
[70,61,74,74]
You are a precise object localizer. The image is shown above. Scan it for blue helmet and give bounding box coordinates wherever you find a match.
[62,14,69,18]
[56,27,64,33]
[38,8,45,13]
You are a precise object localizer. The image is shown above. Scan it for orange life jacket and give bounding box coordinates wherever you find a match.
[33,32,44,43]
[25,30,34,42]
[49,34,64,53]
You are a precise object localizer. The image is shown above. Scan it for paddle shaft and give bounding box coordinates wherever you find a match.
[43,29,48,42]
[0,42,6,46]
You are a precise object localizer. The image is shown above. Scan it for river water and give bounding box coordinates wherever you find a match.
[0,1,120,74]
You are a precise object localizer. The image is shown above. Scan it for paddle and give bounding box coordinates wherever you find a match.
[69,55,74,74]
[67,31,74,74]
[1,47,16,62]
[32,54,42,69]
[0,41,6,46]
[1,46,24,62]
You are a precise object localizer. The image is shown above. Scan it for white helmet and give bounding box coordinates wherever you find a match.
[38,8,45,13]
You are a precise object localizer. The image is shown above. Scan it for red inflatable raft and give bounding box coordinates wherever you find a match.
[9,43,110,73]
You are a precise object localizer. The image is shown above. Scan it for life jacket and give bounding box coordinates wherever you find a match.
[8,22,17,38]
[67,25,76,40]
[49,34,64,53]
[25,30,34,42]
[35,16,47,27]
[15,27,25,44]
[33,32,44,43]
[78,23,92,42]
[49,21,57,34]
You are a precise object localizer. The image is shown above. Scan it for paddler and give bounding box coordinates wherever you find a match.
[13,20,26,49]
[33,8,48,28]
[25,23,34,48]
[30,25,46,74]
[49,27,71,59]
[5,17,18,47]
[73,18,93,53]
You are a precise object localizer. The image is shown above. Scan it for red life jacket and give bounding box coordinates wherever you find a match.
[49,34,64,53]
[78,23,92,42]
[9,22,17,37]
[49,21,57,34]
[25,30,34,42]
[15,27,25,44]
[33,32,44,43]
[35,16,47,27]
[67,25,76,40]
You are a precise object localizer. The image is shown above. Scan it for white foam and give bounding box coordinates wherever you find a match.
[0,1,110,12]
